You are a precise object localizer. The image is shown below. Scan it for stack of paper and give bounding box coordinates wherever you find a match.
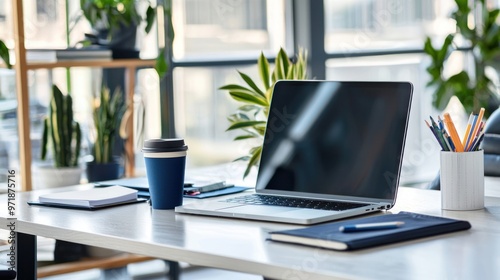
[26,48,112,62]
[38,186,138,208]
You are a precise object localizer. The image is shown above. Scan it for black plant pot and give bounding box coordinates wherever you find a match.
[95,23,140,59]
[86,160,122,183]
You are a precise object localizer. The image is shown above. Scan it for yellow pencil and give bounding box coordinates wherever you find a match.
[466,108,485,151]
[462,113,473,147]
[443,113,464,152]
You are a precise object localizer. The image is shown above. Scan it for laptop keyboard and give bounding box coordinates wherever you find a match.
[224,194,369,211]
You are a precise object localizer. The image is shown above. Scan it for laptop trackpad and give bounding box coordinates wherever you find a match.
[218,205,333,218]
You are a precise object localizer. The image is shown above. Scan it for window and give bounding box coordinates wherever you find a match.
[170,0,288,168]
[1,0,466,187]
[321,0,456,185]
[0,1,161,186]
[324,0,454,53]
[166,0,459,186]
[173,0,284,59]
[36,0,58,22]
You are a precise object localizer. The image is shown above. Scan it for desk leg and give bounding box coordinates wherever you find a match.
[166,260,180,280]
[17,232,36,278]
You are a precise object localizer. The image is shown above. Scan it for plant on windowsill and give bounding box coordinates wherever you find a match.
[423,0,500,118]
[86,86,126,182]
[37,85,83,188]
[78,0,173,77]
[219,47,308,178]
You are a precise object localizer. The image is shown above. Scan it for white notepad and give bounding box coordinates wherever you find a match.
[39,186,138,208]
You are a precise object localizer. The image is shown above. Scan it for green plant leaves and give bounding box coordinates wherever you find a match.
[277,48,290,78]
[244,146,262,178]
[220,47,308,178]
[238,71,265,97]
[145,6,156,34]
[42,85,81,167]
[229,91,268,107]
[424,0,500,117]
[41,118,49,160]
[234,134,258,141]
[226,121,267,131]
[92,86,125,163]
[0,40,11,69]
[220,84,268,106]
[258,52,270,90]
[155,49,169,79]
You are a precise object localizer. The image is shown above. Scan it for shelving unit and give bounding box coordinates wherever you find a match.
[10,1,155,191]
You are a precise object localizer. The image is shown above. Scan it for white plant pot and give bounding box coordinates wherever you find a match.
[33,165,83,189]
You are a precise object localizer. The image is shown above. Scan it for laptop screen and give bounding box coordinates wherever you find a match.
[256,81,413,201]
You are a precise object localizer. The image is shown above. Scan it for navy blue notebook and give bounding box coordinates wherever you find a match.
[269,211,471,251]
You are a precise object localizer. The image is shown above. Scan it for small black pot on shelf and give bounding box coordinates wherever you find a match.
[86,160,122,183]
[85,23,140,59]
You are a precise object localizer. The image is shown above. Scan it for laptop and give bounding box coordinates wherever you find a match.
[175,80,413,224]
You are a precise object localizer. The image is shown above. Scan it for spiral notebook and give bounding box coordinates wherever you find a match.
[27,186,147,210]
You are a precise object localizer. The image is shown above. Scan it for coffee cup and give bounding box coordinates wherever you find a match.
[143,138,188,209]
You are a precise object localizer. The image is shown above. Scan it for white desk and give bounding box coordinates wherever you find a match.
[1,179,500,279]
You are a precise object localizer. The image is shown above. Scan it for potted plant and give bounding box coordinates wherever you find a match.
[78,0,171,77]
[423,0,500,118]
[219,47,308,178]
[86,86,126,182]
[79,0,155,50]
[37,85,82,188]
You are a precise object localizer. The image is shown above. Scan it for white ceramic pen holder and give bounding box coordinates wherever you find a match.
[440,150,484,210]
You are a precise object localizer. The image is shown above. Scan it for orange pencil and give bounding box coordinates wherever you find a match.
[462,113,473,147]
[443,113,464,152]
[466,108,485,151]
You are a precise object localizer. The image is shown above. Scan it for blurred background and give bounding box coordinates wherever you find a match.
[0,0,478,187]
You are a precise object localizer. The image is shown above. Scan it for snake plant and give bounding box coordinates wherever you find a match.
[41,85,82,167]
[92,86,125,163]
[220,48,308,178]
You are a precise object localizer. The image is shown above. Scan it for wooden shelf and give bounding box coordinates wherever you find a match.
[10,0,157,191]
[25,58,155,70]
[2,59,155,70]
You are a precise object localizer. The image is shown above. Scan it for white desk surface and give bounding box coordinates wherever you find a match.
[1,176,500,280]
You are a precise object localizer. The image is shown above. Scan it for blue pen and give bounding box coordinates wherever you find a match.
[437,115,445,130]
[429,116,439,130]
[339,221,405,233]
[469,133,485,151]
[443,130,455,152]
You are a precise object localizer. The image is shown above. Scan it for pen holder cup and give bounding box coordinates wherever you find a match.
[440,150,484,211]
